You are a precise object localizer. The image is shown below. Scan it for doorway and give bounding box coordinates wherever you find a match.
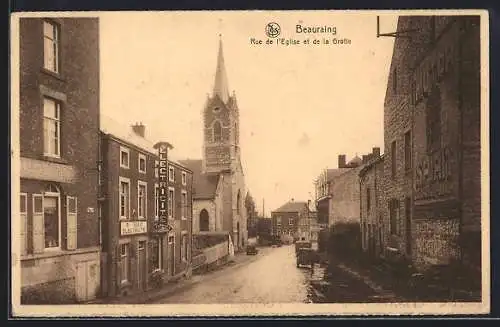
[75,260,100,302]
[168,234,175,276]
[137,241,147,290]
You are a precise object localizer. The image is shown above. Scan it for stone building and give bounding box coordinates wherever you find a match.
[359,154,385,258]
[383,16,481,273]
[99,116,193,299]
[18,18,101,304]
[314,150,380,229]
[179,36,247,251]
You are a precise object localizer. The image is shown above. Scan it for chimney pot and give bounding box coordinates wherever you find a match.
[372,147,381,157]
[132,123,146,138]
[338,154,346,168]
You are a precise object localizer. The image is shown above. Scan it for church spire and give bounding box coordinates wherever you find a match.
[213,35,230,103]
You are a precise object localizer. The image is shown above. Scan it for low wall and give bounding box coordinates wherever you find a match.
[192,241,229,274]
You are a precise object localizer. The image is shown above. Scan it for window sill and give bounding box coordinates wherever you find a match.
[119,281,132,289]
[139,171,146,174]
[40,68,64,81]
[20,246,100,261]
[120,166,130,170]
[41,155,69,165]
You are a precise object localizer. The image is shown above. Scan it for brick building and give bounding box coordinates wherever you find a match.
[18,18,101,304]
[359,154,385,257]
[271,200,309,243]
[383,16,481,273]
[99,116,193,299]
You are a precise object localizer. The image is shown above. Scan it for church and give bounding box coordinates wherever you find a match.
[179,36,248,252]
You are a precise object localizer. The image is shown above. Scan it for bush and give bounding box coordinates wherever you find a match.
[326,222,362,260]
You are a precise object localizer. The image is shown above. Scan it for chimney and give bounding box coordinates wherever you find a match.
[338,154,346,168]
[372,147,381,158]
[132,122,146,138]
[362,155,369,164]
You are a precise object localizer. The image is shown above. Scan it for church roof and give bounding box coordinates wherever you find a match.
[212,36,230,104]
[177,159,220,200]
[273,200,308,213]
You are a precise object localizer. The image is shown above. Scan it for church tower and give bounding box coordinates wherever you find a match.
[202,36,241,174]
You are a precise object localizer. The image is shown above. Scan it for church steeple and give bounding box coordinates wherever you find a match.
[213,35,230,103]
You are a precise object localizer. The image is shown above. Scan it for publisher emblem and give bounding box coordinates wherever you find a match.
[265,22,281,38]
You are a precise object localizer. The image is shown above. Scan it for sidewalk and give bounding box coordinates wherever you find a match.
[325,255,481,303]
[87,246,274,305]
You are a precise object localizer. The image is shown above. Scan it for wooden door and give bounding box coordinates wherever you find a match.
[168,234,175,276]
[137,241,147,290]
[75,260,100,302]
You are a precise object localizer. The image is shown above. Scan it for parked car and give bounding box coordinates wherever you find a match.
[246,244,259,255]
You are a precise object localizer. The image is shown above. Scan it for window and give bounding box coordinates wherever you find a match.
[181,191,187,219]
[366,187,371,211]
[119,177,130,219]
[289,218,293,225]
[236,190,241,215]
[277,229,281,235]
[43,97,61,157]
[168,187,175,218]
[404,130,412,172]
[427,87,442,152]
[43,184,61,250]
[20,193,27,256]
[43,20,59,73]
[200,209,209,231]
[181,232,188,262]
[391,140,397,179]
[389,199,400,235]
[138,154,146,174]
[155,160,159,178]
[168,166,175,182]
[276,216,281,226]
[137,182,147,219]
[181,172,187,186]
[120,243,129,283]
[150,238,162,272]
[154,183,159,220]
[120,147,130,169]
[213,121,222,142]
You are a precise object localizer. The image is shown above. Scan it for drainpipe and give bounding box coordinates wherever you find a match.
[457,18,465,265]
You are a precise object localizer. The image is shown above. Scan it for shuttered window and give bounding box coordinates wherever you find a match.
[66,196,77,250]
[32,194,45,253]
[120,243,129,283]
[20,193,27,256]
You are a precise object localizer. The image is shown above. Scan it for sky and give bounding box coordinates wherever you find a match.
[100,11,398,217]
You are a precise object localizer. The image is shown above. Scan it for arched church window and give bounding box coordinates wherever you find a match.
[200,209,209,231]
[236,190,241,215]
[213,121,222,143]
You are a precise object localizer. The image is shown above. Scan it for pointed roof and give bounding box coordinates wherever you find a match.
[213,35,230,103]
[273,200,308,213]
